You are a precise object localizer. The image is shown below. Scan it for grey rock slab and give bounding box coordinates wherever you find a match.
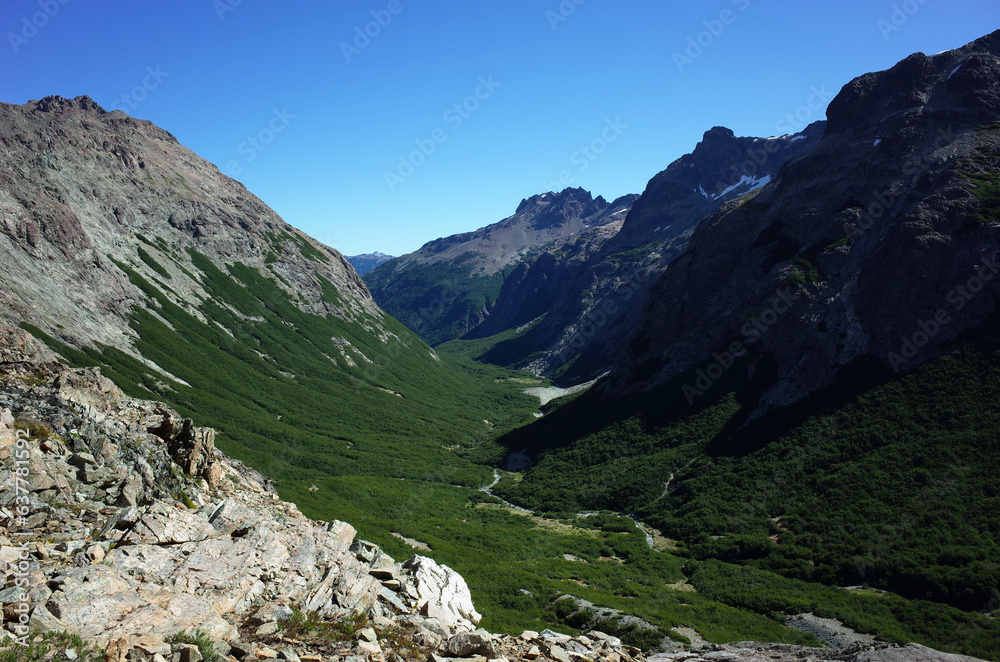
[177,645,202,662]
[123,501,217,545]
[254,622,279,637]
[205,499,262,537]
[441,632,495,658]
[549,645,571,662]
[29,604,67,633]
[105,544,181,583]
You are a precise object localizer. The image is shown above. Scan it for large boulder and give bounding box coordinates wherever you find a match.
[402,556,482,632]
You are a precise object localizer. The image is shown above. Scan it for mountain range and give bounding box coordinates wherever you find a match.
[364,122,824,382]
[1,28,999,662]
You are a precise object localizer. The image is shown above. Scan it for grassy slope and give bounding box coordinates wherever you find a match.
[489,343,1000,659]
[26,250,539,487]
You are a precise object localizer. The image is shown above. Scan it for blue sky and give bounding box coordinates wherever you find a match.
[1,1,997,256]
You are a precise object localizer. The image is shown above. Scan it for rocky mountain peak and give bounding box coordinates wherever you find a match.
[826,29,1000,140]
[515,187,600,214]
[609,121,825,251]
[699,125,737,144]
[0,96,377,357]
[365,186,640,345]
[27,95,106,114]
[607,31,1000,411]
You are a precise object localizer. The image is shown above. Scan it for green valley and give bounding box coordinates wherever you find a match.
[23,248,1000,658]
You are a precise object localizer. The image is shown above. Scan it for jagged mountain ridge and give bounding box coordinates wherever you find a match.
[364,188,638,346]
[402,188,633,276]
[606,29,1000,409]
[607,122,826,252]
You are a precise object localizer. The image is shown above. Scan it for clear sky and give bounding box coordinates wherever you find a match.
[1,1,997,257]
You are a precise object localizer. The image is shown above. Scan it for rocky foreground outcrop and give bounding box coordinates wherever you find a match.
[0,325,642,662]
[0,325,987,662]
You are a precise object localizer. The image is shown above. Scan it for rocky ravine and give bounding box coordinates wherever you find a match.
[0,324,986,662]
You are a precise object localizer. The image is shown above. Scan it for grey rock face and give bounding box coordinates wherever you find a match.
[0,95,383,363]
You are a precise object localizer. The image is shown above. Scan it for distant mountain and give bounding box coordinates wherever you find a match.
[363,188,638,346]
[465,122,825,383]
[346,251,394,275]
[365,125,824,370]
